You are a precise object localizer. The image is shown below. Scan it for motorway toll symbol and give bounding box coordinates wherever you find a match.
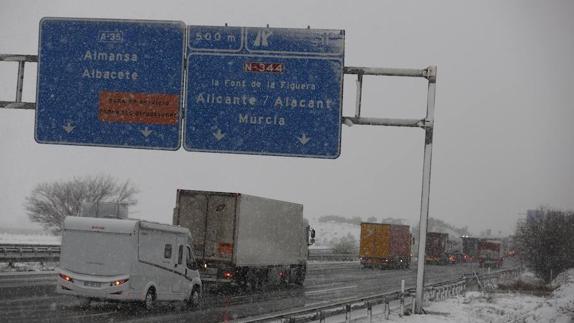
[185,26,345,158]
[35,18,185,150]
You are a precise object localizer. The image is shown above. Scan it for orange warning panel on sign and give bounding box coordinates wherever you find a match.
[99,91,179,125]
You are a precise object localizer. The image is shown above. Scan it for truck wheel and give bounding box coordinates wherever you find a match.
[293,266,306,285]
[187,287,201,309]
[77,297,92,308]
[144,288,156,311]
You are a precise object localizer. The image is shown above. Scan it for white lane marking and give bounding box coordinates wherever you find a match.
[306,282,345,290]
[305,284,357,295]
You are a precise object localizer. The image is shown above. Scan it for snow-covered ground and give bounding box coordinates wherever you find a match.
[0,232,60,245]
[0,232,60,272]
[351,269,574,323]
[309,220,360,247]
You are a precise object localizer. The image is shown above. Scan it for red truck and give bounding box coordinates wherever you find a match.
[461,236,480,263]
[425,232,449,265]
[478,239,503,268]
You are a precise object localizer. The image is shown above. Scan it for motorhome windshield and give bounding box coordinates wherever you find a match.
[60,230,133,276]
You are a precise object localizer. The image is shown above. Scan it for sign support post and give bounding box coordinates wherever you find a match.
[343,65,437,314]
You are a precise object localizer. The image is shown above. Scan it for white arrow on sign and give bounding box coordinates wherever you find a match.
[297,133,311,145]
[140,127,153,138]
[213,129,225,141]
[62,122,75,134]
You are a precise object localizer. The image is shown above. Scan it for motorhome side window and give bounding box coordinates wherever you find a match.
[164,244,172,259]
[186,246,194,269]
[178,245,183,265]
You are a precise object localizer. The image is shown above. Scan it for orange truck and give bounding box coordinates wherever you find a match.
[359,223,412,269]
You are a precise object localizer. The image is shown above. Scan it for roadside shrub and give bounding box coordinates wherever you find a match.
[515,208,574,283]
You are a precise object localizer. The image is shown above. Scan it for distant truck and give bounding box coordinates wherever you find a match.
[56,217,202,310]
[478,239,503,268]
[173,190,314,289]
[425,232,449,265]
[359,223,411,269]
[461,236,480,262]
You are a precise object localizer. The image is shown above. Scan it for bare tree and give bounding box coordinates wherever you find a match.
[25,175,138,234]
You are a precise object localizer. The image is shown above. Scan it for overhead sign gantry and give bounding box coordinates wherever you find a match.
[1,18,437,314]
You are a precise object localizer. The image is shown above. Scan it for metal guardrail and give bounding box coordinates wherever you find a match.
[0,244,352,263]
[0,244,61,263]
[238,267,521,323]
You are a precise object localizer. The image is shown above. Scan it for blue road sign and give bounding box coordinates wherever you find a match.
[185,26,345,158]
[35,18,185,150]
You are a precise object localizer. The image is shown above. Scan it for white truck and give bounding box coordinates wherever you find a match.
[56,216,202,309]
[173,190,314,289]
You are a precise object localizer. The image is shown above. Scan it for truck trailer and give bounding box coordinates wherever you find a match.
[359,223,411,269]
[173,190,313,289]
[425,232,449,265]
[478,239,503,268]
[56,217,202,310]
[461,236,480,263]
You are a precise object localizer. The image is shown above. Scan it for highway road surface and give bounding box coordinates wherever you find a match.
[0,260,515,322]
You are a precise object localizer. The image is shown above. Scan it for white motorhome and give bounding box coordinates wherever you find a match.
[56,216,202,309]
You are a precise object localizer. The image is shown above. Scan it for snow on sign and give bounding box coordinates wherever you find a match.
[185,26,345,158]
[35,18,185,150]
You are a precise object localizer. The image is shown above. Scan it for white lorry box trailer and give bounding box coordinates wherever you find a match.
[56,216,202,309]
[173,190,313,287]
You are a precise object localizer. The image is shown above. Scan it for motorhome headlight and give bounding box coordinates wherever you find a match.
[110,279,129,287]
[59,273,73,282]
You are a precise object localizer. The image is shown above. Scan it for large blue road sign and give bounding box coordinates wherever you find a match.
[35,18,185,150]
[185,26,345,158]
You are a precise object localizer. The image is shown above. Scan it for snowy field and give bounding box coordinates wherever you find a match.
[349,269,574,323]
[0,232,60,272]
[0,232,60,245]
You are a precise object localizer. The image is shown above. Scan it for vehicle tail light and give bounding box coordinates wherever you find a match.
[59,273,73,282]
[110,279,129,287]
[223,271,233,279]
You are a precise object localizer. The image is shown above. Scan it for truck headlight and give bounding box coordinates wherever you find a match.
[110,279,129,287]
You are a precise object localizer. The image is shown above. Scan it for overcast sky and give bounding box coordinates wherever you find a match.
[1,0,573,236]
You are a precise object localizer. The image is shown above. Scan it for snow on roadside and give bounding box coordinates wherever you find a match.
[354,269,574,323]
[0,233,60,245]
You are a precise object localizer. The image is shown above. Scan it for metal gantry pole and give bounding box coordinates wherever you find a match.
[414,66,436,313]
[16,61,26,103]
[0,54,38,110]
[343,65,437,315]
